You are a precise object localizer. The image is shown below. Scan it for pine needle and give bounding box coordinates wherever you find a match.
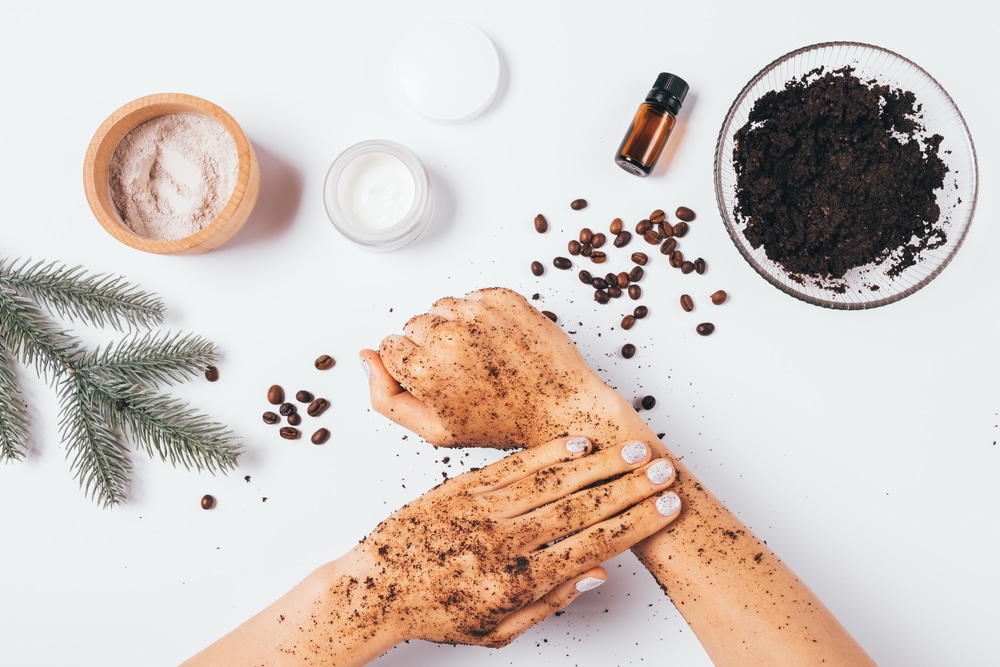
[0,344,28,462]
[76,331,218,389]
[0,285,81,380]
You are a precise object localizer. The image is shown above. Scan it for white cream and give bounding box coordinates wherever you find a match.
[336,151,415,230]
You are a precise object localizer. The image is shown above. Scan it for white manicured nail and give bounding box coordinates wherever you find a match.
[575,577,605,592]
[565,437,590,453]
[646,460,673,485]
[621,441,647,465]
[359,356,371,379]
[656,492,681,517]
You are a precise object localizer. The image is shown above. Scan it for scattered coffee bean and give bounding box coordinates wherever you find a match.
[660,237,678,255]
[531,260,545,276]
[643,229,662,245]
[614,231,632,247]
[553,256,572,270]
[629,266,644,282]
[710,289,729,305]
[534,213,549,233]
[279,402,296,416]
[681,261,695,274]
[590,251,607,264]
[262,411,280,425]
[311,428,331,445]
[661,220,674,237]
[579,227,593,245]
[696,322,715,336]
[628,284,642,300]
[580,244,593,257]
[675,206,696,222]
[610,217,623,234]
[631,252,649,266]
[542,310,558,322]
[680,294,694,312]
[315,355,335,370]
[641,395,657,410]
[616,272,630,288]
[200,494,216,510]
[570,198,588,210]
[578,269,593,284]
[307,397,331,417]
[635,219,652,235]
[591,232,607,248]
[592,276,609,289]
[204,366,219,382]
[607,285,623,299]
[594,289,610,304]
[568,240,581,256]
[633,305,649,319]
[267,384,285,405]
[621,343,637,359]
[621,314,636,330]
[287,413,302,426]
[694,257,707,274]
[279,426,301,440]
[649,209,666,224]
[669,250,684,268]
[673,221,689,237]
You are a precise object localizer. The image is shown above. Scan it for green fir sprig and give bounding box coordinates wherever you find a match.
[0,258,241,507]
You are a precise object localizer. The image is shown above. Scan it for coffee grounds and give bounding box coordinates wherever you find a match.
[731,66,948,281]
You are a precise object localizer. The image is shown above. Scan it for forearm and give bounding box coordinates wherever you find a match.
[180,557,399,667]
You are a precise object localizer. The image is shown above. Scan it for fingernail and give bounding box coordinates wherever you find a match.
[621,441,648,465]
[656,492,681,517]
[359,355,371,379]
[565,437,590,453]
[646,460,673,485]
[575,577,605,592]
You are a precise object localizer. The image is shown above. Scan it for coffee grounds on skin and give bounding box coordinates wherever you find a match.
[732,66,948,282]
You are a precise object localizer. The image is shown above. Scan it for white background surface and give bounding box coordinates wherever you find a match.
[1,1,997,665]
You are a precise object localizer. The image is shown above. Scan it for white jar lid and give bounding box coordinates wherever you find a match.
[396,19,501,124]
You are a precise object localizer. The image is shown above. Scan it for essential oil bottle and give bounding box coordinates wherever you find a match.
[615,73,689,177]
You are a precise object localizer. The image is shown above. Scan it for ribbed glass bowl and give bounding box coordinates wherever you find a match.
[714,42,978,309]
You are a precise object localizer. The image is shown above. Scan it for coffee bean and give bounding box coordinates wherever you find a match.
[287,413,302,426]
[616,272,630,288]
[607,285,622,299]
[694,258,706,274]
[661,220,674,237]
[262,411,280,425]
[614,231,632,247]
[534,213,549,233]
[631,252,649,266]
[604,272,617,285]
[610,217,623,234]
[579,227,593,245]
[594,289,610,304]
[266,384,284,405]
[311,428,331,445]
[568,240,581,256]
[591,276,609,289]
[628,284,642,300]
[675,206,696,222]
[696,322,715,336]
[680,294,694,311]
[542,310,558,322]
[204,366,219,382]
[621,314,636,330]
[570,198,588,210]
[591,232,606,248]
[641,395,657,410]
[633,305,649,319]
[578,269,593,284]
[660,237,677,255]
[669,250,684,268]
[643,229,662,245]
[553,256,572,270]
[314,355,335,370]
[710,289,729,305]
[629,266,644,282]
[649,209,666,224]
[201,494,216,510]
[621,343,636,359]
[279,402,296,416]
[590,251,607,264]
[673,221,689,237]
[580,244,593,257]
[681,261,695,274]
[279,426,301,440]
[635,219,652,235]
[307,397,331,417]
[531,260,545,276]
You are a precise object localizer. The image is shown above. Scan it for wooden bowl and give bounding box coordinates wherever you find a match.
[83,93,260,255]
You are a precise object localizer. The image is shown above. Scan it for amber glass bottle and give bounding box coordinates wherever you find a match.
[615,73,689,177]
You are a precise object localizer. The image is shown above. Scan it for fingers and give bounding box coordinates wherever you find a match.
[360,348,455,445]
[467,435,595,491]
[486,566,607,647]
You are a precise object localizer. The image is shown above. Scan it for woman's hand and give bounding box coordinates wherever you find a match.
[366,287,634,449]
[339,435,680,649]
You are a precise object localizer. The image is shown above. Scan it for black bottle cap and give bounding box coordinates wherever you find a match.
[645,72,688,115]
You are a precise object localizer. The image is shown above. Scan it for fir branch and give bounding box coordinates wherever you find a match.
[58,376,132,508]
[0,259,165,331]
[0,344,29,462]
[0,285,82,380]
[75,331,218,390]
